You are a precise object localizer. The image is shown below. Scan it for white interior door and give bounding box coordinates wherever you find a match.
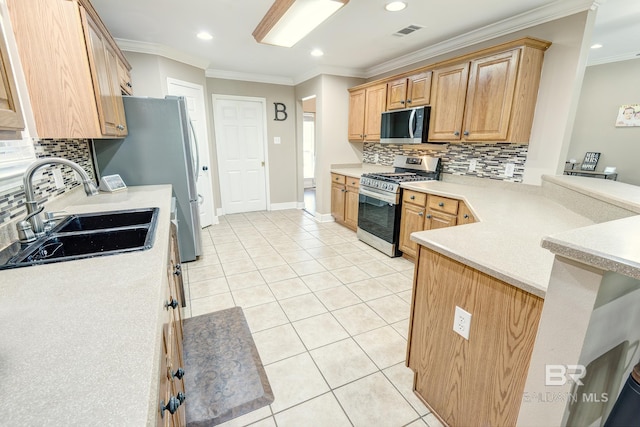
[213,96,268,214]
[167,78,216,227]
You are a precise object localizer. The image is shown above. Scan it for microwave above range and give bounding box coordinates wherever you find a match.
[380,106,431,144]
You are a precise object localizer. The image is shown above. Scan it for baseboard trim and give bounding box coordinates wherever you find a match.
[315,213,335,223]
[270,202,299,211]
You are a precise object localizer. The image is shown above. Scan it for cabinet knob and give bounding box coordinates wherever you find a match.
[126,82,132,88]
[407,99,412,103]
[464,214,470,219]
[172,367,185,380]
[174,264,181,276]
[177,392,186,404]
[116,124,125,131]
[410,195,415,200]
[418,211,423,216]
[464,131,469,136]
[438,202,444,207]
[165,298,179,310]
[400,100,405,105]
[454,131,460,136]
[426,214,432,219]
[160,396,180,417]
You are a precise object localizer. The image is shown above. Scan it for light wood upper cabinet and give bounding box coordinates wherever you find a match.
[0,19,25,137]
[428,62,470,142]
[387,72,431,110]
[428,40,549,144]
[7,0,129,139]
[82,9,127,137]
[348,83,386,142]
[118,58,133,95]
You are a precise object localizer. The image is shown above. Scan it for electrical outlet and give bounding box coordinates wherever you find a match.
[453,306,472,340]
[468,159,477,172]
[504,163,515,177]
[273,136,281,144]
[53,169,65,190]
[373,153,380,163]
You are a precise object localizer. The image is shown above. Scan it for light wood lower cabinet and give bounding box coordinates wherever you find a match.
[399,190,474,260]
[331,173,359,231]
[407,247,544,427]
[158,224,185,426]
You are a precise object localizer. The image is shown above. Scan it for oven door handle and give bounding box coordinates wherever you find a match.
[359,187,399,205]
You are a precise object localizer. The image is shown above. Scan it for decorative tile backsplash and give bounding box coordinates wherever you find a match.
[363,142,528,182]
[0,139,94,225]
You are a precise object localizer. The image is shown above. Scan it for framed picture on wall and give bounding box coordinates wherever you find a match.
[615,104,640,127]
[581,152,601,171]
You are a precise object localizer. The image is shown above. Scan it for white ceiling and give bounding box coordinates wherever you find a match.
[91,0,639,85]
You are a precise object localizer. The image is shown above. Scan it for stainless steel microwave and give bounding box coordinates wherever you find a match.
[380,106,430,144]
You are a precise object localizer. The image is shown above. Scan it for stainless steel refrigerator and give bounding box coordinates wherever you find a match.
[93,96,202,262]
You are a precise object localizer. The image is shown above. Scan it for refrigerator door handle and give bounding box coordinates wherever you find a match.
[189,120,200,183]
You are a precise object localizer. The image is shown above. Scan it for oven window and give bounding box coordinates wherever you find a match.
[358,193,400,243]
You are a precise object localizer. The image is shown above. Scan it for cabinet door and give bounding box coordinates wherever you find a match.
[399,203,425,259]
[387,77,408,110]
[82,8,127,137]
[118,59,133,95]
[406,72,431,108]
[458,202,475,225]
[0,24,24,133]
[363,84,387,141]
[348,89,365,141]
[463,50,520,141]
[428,62,469,142]
[331,183,346,222]
[344,188,359,230]
[425,209,457,230]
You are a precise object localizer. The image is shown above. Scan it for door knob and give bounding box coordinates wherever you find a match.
[261,161,265,167]
[202,166,208,171]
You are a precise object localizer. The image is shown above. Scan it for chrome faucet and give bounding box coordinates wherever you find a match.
[21,157,99,236]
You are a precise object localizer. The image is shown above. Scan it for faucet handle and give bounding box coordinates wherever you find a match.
[44,210,67,220]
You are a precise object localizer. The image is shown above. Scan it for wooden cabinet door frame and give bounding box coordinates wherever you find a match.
[348,89,365,141]
[0,22,24,132]
[363,84,387,141]
[428,62,469,142]
[463,50,520,141]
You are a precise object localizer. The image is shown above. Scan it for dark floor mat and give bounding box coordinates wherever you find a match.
[183,307,274,426]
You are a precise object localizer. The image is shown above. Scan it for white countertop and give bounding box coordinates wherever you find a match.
[0,185,172,426]
[544,174,640,213]
[402,180,594,298]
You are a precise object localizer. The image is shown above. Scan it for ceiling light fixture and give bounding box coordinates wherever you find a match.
[197,32,213,40]
[590,43,603,49]
[253,0,349,48]
[310,49,324,57]
[385,1,407,12]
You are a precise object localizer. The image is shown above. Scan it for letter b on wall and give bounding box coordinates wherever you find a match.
[274,102,287,121]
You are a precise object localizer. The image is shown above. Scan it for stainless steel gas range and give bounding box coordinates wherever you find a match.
[357,155,441,257]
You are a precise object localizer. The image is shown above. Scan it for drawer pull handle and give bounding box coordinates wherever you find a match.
[161,396,180,416]
[172,367,185,380]
[165,299,179,310]
[410,195,415,200]
[438,202,444,207]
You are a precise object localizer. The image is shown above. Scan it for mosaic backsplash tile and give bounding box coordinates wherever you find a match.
[0,139,94,225]
[362,142,528,182]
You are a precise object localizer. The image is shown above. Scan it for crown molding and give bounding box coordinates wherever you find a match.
[114,38,210,70]
[365,0,598,78]
[205,69,295,86]
[588,52,640,66]
[292,66,366,86]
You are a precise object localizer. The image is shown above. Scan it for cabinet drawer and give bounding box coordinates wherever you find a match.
[428,195,459,215]
[403,190,427,206]
[331,173,346,185]
[346,176,360,189]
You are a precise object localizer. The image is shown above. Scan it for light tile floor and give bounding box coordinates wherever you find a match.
[182,209,443,427]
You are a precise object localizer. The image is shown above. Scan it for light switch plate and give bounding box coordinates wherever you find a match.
[274,136,281,144]
[468,159,477,172]
[505,163,515,177]
[53,169,65,190]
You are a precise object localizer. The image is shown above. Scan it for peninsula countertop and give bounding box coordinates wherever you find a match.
[402,179,595,298]
[0,185,173,426]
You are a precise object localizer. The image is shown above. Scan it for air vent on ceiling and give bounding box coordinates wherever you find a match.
[393,24,424,37]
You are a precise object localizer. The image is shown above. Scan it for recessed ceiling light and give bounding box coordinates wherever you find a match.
[385,1,407,12]
[197,32,213,41]
[590,43,603,49]
[311,49,324,57]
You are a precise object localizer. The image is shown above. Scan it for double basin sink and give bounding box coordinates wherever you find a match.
[0,207,159,270]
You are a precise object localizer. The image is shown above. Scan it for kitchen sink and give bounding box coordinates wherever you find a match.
[55,209,156,233]
[0,207,159,270]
